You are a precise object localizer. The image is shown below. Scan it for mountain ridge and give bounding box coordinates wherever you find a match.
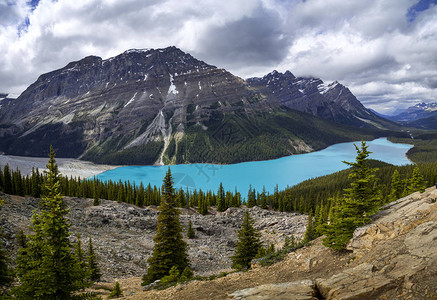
[0,46,400,164]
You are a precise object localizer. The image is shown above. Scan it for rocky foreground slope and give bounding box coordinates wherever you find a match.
[86,186,436,300]
[1,187,436,299]
[0,193,306,280]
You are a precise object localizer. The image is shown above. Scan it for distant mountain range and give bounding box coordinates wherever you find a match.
[381,102,437,130]
[0,46,400,165]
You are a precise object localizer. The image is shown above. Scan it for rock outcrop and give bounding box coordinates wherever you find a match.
[228,187,437,300]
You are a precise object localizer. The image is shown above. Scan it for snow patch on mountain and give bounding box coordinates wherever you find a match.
[124,92,138,108]
[168,74,178,95]
[317,81,339,94]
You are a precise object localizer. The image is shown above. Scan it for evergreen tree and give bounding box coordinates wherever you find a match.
[322,141,381,250]
[31,168,42,198]
[389,170,403,201]
[217,182,226,212]
[247,185,256,208]
[304,210,315,242]
[231,211,262,270]
[260,186,267,209]
[176,188,186,208]
[108,281,123,298]
[407,166,425,194]
[198,195,208,215]
[187,220,195,239]
[0,200,13,295]
[93,184,100,206]
[74,234,88,289]
[142,168,189,285]
[2,165,12,194]
[87,237,102,283]
[160,266,180,285]
[14,146,84,299]
[178,266,193,283]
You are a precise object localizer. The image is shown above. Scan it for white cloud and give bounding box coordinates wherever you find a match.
[0,0,436,114]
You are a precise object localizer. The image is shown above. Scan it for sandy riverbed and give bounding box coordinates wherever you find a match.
[0,154,121,179]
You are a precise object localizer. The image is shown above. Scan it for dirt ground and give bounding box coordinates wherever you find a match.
[89,238,353,299]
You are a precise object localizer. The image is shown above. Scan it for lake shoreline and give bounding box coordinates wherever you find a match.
[96,138,414,194]
[0,137,414,182]
[0,154,121,179]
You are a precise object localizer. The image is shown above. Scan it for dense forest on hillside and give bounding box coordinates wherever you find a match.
[81,110,407,165]
[1,159,435,219]
[389,130,437,163]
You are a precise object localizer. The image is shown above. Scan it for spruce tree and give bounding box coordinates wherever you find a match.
[87,237,102,282]
[407,166,425,194]
[389,170,403,201]
[231,211,262,270]
[142,168,189,285]
[217,182,226,212]
[304,210,315,243]
[2,165,12,195]
[247,185,256,208]
[0,200,13,295]
[260,186,267,209]
[322,141,381,250]
[74,234,88,289]
[14,146,84,299]
[108,281,123,298]
[187,220,195,239]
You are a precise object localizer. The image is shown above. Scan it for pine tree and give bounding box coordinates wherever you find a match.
[87,237,102,283]
[389,170,403,201]
[14,146,84,298]
[178,266,193,283]
[322,141,381,250]
[108,281,123,298]
[231,211,262,270]
[187,220,195,239]
[2,165,12,195]
[304,210,315,242]
[142,168,189,285]
[407,166,425,194]
[260,186,267,209]
[93,183,100,206]
[217,182,226,212]
[74,234,88,289]
[0,200,13,295]
[247,185,256,208]
[31,168,42,198]
[176,188,186,208]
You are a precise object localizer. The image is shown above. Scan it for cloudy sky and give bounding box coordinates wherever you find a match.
[1,0,436,114]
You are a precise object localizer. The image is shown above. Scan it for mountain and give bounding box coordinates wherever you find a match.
[388,102,437,122]
[383,102,437,130]
[0,47,395,165]
[247,71,395,129]
[405,114,437,130]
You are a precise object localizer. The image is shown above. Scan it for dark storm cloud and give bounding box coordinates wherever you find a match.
[194,5,290,69]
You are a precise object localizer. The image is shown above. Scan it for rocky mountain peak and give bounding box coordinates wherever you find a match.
[0,46,394,163]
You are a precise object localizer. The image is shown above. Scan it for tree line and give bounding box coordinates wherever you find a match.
[0,160,435,219]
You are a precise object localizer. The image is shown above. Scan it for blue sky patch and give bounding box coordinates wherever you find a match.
[407,0,437,22]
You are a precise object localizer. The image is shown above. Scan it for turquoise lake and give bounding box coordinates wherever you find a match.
[96,138,413,194]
